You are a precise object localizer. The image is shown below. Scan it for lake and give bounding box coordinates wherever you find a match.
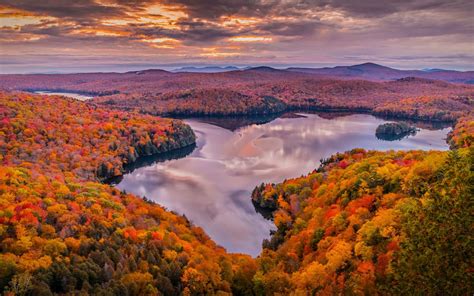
[114,113,451,256]
[34,91,93,101]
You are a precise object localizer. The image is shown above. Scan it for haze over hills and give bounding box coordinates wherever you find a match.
[287,62,474,84]
[172,63,474,84]
[2,63,473,84]
[172,66,241,73]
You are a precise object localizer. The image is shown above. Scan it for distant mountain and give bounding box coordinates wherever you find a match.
[422,68,450,72]
[2,63,473,122]
[244,66,286,73]
[126,69,170,75]
[173,66,240,73]
[287,63,474,84]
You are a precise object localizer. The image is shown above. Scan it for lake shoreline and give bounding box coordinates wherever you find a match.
[27,89,458,124]
[113,113,451,255]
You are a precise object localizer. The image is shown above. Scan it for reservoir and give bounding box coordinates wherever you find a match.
[114,113,451,256]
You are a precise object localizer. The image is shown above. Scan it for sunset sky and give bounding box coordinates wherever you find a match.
[1,0,473,73]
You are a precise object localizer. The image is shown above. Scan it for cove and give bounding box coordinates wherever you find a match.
[114,113,451,256]
[33,90,93,101]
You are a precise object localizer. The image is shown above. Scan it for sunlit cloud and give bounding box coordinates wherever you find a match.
[0,0,473,72]
[200,47,241,57]
[200,52,240,57]
[0,7,55,28]
[0,16,43,27]
[142,37,179,48]
[221,17,260,27]
[1,34,44,42]
[102,19,130,26]
[143,37,179,43]
[72,28,126,37]
[145,4,187,20]
[229,36,273,42]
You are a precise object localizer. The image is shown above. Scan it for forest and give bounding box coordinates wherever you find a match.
[0,91,256,295]
[1,0,473,293]
[0,92,196,181]
[1,70,473,121]
[251,147,472,294]
[0,91,472,295]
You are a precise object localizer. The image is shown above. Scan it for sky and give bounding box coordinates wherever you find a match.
[0,0,473,73]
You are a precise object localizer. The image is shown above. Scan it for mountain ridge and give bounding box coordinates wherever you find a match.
[4,63,473,84]
[287,62,474,83]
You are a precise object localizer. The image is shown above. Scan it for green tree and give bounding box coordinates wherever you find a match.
[389,149,474,295]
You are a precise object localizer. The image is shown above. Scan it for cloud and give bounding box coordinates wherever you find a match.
[161,0,275,19]
[0,0,473,72]
[292,0,473,18]
[1,0,128,20]
[255,19,329,37]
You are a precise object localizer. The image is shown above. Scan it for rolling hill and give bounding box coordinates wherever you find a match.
[287,62,474,84]
[1,66,473,121]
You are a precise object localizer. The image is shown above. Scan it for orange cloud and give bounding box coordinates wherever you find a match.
[72,28,126,37]
[229,36,272,42]
[0,7,54,28]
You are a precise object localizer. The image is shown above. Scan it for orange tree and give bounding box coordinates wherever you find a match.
[0,92,255,295]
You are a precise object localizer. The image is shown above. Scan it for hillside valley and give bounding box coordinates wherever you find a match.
[2,0,474,294]
[1,65,474,122]
[0,88,472,294]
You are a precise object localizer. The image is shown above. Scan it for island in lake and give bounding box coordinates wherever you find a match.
[375,122,418,140]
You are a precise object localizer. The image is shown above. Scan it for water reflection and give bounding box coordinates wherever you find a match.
[34,91,93,101]
[179,113,290,131]
[107,144,196,184]
[116,113,451,256]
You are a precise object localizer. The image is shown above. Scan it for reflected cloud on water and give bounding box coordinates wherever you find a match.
[116,113,451,256]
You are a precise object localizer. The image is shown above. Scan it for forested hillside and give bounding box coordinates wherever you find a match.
[251,133,473,294]
[0,91,472,295]
[1,70,473,121]
[287,63,474,84]
[0,92,255,295]
[0,92,195,181]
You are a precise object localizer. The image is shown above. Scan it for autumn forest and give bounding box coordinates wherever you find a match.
[1,0,474,295]
[0,71,473,295]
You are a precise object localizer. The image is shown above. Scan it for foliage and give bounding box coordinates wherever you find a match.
[388,148,474,295]
[0,92,254,295]
[0,166,256,295]
[449,115,474,148]
[0,91,195,181]
[1,70,473,119]
[373,96,472,121]
[0,90,472,294]
[251,144,473,294]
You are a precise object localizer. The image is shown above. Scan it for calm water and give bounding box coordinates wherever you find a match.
[34,91,93,101]
[116,113,451,256]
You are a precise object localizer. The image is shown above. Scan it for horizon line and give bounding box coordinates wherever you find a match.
[2,62,473,75]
